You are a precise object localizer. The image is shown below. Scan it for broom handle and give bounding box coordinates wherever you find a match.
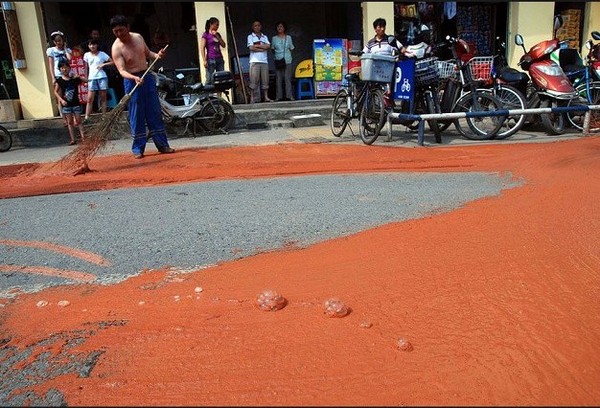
[127,44,169,96]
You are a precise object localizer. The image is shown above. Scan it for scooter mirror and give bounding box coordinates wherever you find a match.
[553,15,563,31]
[592,31,600,41]
[515,34,524,47]
[553,15,563,39]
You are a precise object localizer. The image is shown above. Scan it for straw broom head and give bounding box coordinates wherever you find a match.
[57,94,131,174]
[56,45,169,175]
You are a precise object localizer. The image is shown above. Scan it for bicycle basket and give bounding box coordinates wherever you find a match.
[414,56,439,87]
[360,53,396,83]
[437,60,457,79]
[466,56,494,83]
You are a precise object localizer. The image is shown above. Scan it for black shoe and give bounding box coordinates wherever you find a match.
[133,153,144,159]
[159,147,175,154]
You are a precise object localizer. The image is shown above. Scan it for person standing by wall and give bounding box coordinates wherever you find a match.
[362,18,414,107]
[83,38,114,122]
[200,17,226,85]
[53,60,87,145]
[271,21,295,101]
[80,28,110,54]
[46,31,72,116]
[247,20,273,103]
[110,14,174,159]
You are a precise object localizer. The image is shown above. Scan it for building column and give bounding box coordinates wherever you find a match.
[582,2,600,54]
[193,2,230,83]
[12,2,55,120]
[507,2,556,69]
[361,2,395,47]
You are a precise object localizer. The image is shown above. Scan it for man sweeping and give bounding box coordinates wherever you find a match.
[110,14,175,159]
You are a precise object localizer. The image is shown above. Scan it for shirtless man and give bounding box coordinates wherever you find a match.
[110,14,174,159]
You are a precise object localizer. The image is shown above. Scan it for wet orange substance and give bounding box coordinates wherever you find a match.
[1,138,599,405]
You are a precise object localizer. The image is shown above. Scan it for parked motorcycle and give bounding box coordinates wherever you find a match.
[514,15,579,135]
[155,68,235,135]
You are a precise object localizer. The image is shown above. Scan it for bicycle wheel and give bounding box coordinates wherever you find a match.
[0,125,12,152]
[198,98,235,133]
[330,89,351,137]
[453,92,505,140]
[425,90,442,143]
[482,84,527,139]
[539,98,565,135]
[359,87,386,145]
[566,83,600,132]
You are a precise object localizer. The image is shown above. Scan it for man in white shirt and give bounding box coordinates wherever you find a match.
[247,20,273,103]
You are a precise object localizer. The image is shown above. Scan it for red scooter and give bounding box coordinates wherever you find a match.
[514,15,578,135]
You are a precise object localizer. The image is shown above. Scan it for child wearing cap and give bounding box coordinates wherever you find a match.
[46,31,73,117]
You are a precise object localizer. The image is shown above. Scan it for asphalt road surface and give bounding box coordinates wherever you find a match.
[0,172,520,299]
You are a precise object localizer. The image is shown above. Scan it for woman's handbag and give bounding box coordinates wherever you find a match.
[274,36,287,70]
[274,58,286,69]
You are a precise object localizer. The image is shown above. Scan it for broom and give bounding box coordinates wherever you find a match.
[58,45,168,174]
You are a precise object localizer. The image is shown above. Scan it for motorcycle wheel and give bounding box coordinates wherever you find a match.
[539,99,565,135]
[525,82,541,125]
[197,98,235,133]
[566,83,600,132]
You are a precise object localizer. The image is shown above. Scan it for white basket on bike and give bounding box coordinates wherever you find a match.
[466,56,494,84]
[359,53,396,83]
[437,60,457,79]
[414,56,439,87]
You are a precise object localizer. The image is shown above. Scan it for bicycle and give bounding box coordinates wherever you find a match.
[0,124,12,152]
[394,55,443,143]
[329,70,366,137]
[435,36,506,140]
[565,31,600,132]
[484,38,529,139]
[330,51,386,144]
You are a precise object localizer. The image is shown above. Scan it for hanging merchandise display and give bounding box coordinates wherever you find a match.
[394,2,441,47]
[455,4,494,56]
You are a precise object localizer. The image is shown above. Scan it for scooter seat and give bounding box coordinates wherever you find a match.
[497,67,529,84]
[562,64,586,75]
[188,83,203,90]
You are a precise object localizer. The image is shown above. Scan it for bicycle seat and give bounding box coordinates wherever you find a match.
[344,73,360,82]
